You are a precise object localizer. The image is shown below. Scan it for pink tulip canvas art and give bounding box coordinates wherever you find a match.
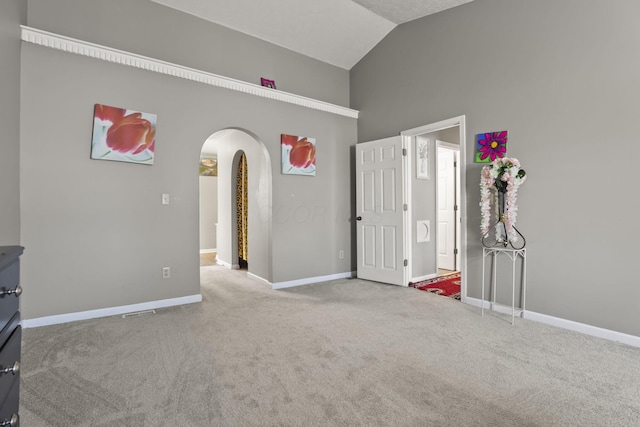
[91,104,157,165]
[281,134,316,176]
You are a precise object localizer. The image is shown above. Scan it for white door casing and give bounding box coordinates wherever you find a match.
[356,136,406,286]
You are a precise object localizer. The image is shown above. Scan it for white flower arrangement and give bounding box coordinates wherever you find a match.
[480,157,526,244]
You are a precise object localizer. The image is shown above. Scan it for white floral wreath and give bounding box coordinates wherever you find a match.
[480,157,526,244]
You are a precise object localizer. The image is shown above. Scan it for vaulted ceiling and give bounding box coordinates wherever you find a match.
[150,0,474,69]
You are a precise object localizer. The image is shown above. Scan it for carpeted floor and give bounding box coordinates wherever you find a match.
[19,265,640,426]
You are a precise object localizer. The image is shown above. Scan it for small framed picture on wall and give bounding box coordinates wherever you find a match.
[416,138,429,179]
[260,78,276,89]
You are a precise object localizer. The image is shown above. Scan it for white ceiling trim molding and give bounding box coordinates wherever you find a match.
[20,26,359,119]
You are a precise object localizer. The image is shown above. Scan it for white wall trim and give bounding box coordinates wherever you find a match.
[215,259,239,270]
[247,272,271,287]
[465,297,640,348]
[200,249,216,254]
[523,311,640,348]
[410,273,438,283]
[21,294,202,328]
[272,272,354,290]
[20,26,359,120]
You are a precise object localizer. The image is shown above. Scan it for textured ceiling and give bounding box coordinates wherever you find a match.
[150,0,474,69]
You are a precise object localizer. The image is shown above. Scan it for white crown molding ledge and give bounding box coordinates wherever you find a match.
[20,26,359,120]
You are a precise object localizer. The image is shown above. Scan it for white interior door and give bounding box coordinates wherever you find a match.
[356,136,405,286]
[437,146,456,270]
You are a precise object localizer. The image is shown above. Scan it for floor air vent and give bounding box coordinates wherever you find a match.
[122,309,156,318]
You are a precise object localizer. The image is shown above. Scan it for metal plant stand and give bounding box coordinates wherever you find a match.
[481,246,526,325]
[480,185,527,324]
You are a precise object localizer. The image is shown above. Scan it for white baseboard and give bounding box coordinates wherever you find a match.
[465,297,640,348]
[410,273,438,283]
[199,248,216,254]
[215,259,239,269]
[272,272,354,290]
[465,297,520,316]
[247,272,271,287]
[523,311,640,348]
[21,294,203,328]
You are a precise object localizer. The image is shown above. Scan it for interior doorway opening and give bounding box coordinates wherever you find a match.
[354,116,466,299]
[198,128,273,284]
[402,116,467,301]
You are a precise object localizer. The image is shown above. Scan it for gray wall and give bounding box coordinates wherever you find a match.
[351,0,640,336]
[19,0,356,319]
[0,0,26,245]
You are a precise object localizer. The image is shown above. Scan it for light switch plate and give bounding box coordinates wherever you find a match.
[161,193,170,205]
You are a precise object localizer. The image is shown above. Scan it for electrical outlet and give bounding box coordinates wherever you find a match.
[339,250,344,259]
[162,267,170,279]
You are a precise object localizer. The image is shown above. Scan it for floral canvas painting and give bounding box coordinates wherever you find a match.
[91,104,156,165]
[476,130,507,163]
[281,134,316,176]
[200,156,218,176]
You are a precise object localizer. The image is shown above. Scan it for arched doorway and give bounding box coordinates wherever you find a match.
[199,128,273,284]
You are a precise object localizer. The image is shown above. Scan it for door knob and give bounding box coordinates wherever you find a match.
[356,216,362,221]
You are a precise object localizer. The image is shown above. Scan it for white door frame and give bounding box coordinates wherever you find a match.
[401,115,467,302]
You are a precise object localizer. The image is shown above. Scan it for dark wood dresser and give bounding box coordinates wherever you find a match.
[0,246,23,427]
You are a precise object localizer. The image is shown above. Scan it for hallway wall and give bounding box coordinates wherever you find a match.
[199,176,218,251]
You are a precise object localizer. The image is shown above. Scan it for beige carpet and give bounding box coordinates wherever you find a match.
[19,264,640,426]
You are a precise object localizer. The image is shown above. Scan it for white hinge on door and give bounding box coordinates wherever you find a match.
[402,148,407,156]
[404,259,408,267]
[454,248,458,255]
[454,204,458,211]
[403,204,408,211]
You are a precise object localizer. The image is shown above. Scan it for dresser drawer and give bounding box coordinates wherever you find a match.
[0,259,20,334]
[0,326,20,411]
[0,379,19,427]
[0,313,19,364]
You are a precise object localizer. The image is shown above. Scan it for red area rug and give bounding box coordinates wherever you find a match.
[410,273,461,300]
